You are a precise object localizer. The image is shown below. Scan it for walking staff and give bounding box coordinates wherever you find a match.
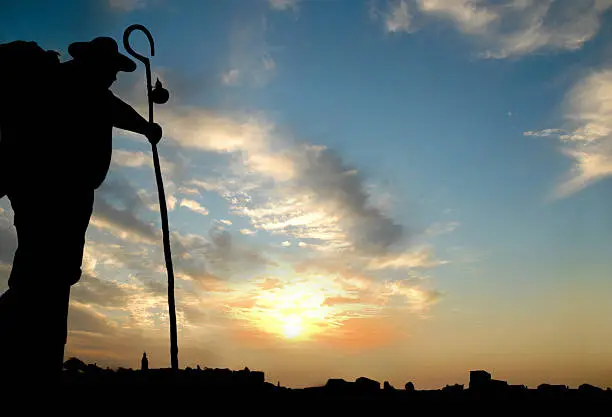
[123,24,178,371]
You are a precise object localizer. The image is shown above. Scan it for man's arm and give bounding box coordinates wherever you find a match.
[110,93,162,145]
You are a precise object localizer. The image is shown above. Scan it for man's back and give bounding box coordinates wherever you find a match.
[18,61,117,193]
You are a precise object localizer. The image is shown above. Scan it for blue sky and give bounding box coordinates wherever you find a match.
[1,0,612,388]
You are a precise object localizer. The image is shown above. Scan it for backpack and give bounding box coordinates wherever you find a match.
[0,40,60,199]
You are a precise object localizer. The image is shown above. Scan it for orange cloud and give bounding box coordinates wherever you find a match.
[314,317,406,352]
[256,277,284,291]
[322,296,362,307]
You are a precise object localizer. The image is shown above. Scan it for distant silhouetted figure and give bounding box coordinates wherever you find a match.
[405,381,415,392]
[0,36,162,384]
[141,352,149,371]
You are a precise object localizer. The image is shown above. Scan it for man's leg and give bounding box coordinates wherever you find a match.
[0,288,19,376]
[1,190,94,383]
[31,285,71,379]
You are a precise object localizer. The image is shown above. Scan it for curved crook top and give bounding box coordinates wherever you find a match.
[123,24,155,64]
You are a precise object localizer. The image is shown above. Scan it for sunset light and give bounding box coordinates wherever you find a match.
[282,316,303,339]
[2,0,612,392]
[246,282,334,340]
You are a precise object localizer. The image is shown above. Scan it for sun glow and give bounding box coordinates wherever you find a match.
[282,316,303,338]
[238,280,341,340]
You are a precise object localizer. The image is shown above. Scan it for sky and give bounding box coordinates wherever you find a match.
[1,0,612,389]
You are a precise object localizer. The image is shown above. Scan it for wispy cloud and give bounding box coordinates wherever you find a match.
[385,0,413,33]
[179,198,209,216]
[221,69,240,86]
[108,0,146,12]
[524,129,567,138]
[378,0,612,58]
[71,275,130,308]
[366,246,446,270]
[91,178,159,244]
[425,221,460,237]
[151,96,452,272]
[225,13,278,88]
[268,0,299,11]
[0,205,16,265]
[525,69,612,198]
[416,0,496,35]
[225,262,440,345]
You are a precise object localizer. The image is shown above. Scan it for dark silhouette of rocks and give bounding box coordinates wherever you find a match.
[355,376,381,392]
[442,383,464,393]
[383,381,395,391]
[64,357,87,374]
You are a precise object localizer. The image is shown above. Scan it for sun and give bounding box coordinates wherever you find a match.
[282,317,303,339]
[240,281,338,341]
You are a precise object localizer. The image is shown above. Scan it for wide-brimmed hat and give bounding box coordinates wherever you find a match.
[68,36,136,72]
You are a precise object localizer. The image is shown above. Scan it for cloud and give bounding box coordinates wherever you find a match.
[0,209,16,264]
[154,107,272,153]
[385,0,413,33]
[108,0,146,12]
[224,11,277,88]
[91,190,159,244]
[480,0,612,59]
[524,129,567,138]
[256,277,284,291]
[0,264,11,292]
[71,275,130,308]
[151,99,455,280]
[416,0,496,34]
[178,186,200,197]
[227,144,405,255]
[110,148,181,188]
[179,199,209,216]
[380,0,612,58]
[221,69,240,86]
[111,149,151,168]
[204,225,269,277]
[263,56,276,71]
[225,259,441,346]
[153,101,407,256]
[425,221,460,237]
[111,149,175,173]
[109,148,182,215]
[384,281,442,313]
[139,189,178,213]
[268,0,299,11]
[68,303,117,336]
[525,69,612,198]
[66,302,221,369]
[313,317,406,351]
[366,246,446,270]
[293,259,442,311]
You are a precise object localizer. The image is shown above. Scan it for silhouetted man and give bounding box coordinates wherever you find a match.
[0,36,162,383]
